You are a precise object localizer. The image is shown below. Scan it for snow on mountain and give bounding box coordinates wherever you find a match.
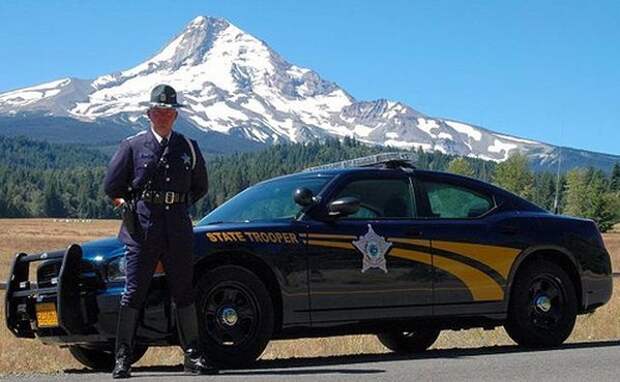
[0,15,617,168]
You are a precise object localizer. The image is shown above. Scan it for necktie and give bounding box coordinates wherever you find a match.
[161,137,169,147]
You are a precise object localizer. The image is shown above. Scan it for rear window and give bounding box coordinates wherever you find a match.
[420,181,493,218]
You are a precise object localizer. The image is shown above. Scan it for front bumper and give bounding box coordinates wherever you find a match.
[4,244,105,341]
[5,244,175,346]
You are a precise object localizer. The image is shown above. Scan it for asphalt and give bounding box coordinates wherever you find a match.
[3,340,620,382]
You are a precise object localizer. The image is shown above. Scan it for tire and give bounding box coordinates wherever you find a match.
[68,344,148,371]
[504,260,577,348]
[377,328,441,353]
[195,265,274,368]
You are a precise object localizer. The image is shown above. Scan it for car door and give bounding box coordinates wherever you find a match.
[413,173,523,316]
[306,171,433,323]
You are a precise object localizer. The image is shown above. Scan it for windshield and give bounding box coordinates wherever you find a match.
[197,175,333,225]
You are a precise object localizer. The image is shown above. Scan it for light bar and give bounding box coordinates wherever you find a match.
[303,152,417,172]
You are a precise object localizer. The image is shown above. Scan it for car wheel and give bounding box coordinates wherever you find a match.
[504,260,577,348]
[377,328,441,353]
[68,344,148,371]
[196,265,274,368]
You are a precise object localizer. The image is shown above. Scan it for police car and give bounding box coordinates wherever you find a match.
[5,153,613,370]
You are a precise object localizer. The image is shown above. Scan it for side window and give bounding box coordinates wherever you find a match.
[332,178,416,219]
[420,181,493,218]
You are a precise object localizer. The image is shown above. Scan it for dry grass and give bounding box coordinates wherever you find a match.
[0,219,618,374]
[604,227,620,271]
[0,218,121,281]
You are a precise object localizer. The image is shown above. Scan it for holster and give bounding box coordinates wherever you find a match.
[120,199,138,236]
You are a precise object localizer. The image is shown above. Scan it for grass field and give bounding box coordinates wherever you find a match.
[0,219,618,374]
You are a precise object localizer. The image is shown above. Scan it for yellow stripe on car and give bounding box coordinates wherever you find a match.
[305,235,516,301]
[432,255,504,301]
[388,238,431,247]
[389,247,504,301]
[306,240,356,250]
[432,241,521,279]
[306,233,357,240]
[388,248,432,266]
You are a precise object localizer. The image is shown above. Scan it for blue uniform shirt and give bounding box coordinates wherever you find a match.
[103,128,208,246]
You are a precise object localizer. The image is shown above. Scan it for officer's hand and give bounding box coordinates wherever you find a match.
[113,198,126,208]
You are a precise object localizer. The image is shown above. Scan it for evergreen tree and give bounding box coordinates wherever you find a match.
[42,176,66,218]
[493,152,534,199]
[564,168,617,231]
[479,161,490,182]
[531,172,558,211]
[610,162,620,192]
[564,169,589,216]
[447,157,475,177]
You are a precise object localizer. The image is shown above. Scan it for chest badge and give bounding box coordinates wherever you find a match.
[353,224,391,273]
[181,153,192,166]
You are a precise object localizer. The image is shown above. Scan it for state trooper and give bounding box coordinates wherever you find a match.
[103,84,218,378]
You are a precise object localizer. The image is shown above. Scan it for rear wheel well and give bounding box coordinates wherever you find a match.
[510,250,583,312]
[194,252,283,334]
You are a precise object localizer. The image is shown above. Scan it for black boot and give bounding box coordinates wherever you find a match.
[176,303,219,375]
[112,304,140,379]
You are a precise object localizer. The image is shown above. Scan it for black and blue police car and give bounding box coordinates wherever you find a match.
[5,153,613,370]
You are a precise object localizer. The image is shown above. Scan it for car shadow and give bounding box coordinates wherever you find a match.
[63,339,620,376]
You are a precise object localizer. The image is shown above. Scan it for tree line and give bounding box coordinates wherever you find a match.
[446,154,620,231]
[0,135,619,231]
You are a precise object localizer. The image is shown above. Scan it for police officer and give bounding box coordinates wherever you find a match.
[103,84,218,378]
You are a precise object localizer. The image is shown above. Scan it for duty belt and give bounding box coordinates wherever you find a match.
[141,191,188,204]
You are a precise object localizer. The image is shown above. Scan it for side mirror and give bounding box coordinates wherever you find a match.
[293,187,316,207]
[328,197,360,217]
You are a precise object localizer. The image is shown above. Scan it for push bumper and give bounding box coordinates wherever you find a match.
[4,244,104,340]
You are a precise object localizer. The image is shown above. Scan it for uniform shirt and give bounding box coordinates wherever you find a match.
[103,127,208,245]
[103,127,208,206]
[150,126,172,145]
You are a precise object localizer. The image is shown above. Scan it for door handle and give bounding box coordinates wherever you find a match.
[406,228,423,237]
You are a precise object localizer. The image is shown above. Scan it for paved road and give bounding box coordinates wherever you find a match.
[2,340,619,381]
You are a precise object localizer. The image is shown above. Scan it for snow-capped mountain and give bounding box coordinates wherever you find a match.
[0,16,618,170]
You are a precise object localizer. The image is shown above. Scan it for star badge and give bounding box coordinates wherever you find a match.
[181,153,191,166]
[352,224,392,273]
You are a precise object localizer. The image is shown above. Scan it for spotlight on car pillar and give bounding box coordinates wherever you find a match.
[293,187,315,207]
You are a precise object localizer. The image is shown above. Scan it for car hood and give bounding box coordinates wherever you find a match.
[79,236,125,261]
[77,220,300,260]
[193,220,299,232]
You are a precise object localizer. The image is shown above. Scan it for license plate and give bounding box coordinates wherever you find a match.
[36,302,59,328]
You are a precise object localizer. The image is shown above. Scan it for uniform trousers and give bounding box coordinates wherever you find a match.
[120,200,195,309]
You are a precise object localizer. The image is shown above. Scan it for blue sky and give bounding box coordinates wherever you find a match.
[0,0,618,154]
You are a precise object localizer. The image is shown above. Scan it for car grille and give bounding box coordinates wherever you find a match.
[37,260,62,288]
[36,258,103,290]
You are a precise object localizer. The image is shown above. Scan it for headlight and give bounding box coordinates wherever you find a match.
[106,256,126,282]
[105,256,165,282]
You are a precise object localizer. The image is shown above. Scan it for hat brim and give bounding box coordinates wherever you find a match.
[139,101,186,108]
[149,102,186,108]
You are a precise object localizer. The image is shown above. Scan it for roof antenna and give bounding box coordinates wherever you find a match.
[553,146,562,214]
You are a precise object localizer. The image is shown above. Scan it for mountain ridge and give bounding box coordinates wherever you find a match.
[0,15,618,171]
